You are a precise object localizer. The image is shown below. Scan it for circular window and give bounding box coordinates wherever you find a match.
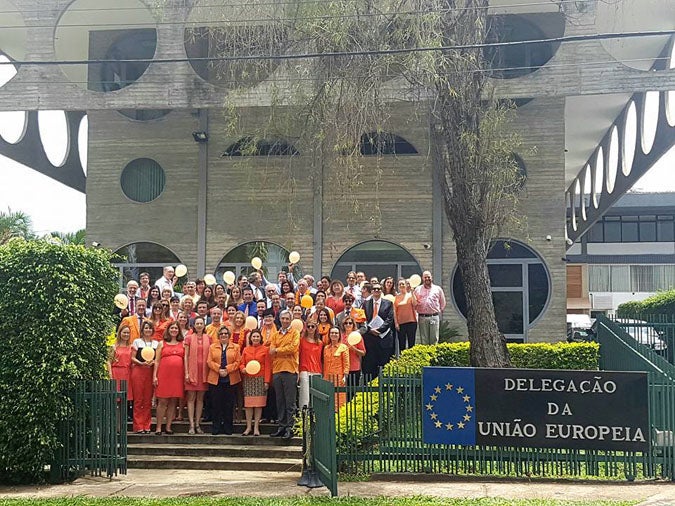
[120,158,165,203]
[451,240,551,341]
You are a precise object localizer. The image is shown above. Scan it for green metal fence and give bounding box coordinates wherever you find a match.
[51,379,127,482]
[607,313,675,366]
[309,376,338,497]
[324,320,675,481]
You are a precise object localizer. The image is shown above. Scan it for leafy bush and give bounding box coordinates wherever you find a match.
[616,300,644,318]
[0,240,118,483]
[617,290,675,317]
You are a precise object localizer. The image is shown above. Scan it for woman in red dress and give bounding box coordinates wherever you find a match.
[130,320,158,433]
[183,317,210,434]
[240,329,272,436]
[108,324,133,423]
[149,302,170,341]
[326,280,346,314]
[153,321,185,434]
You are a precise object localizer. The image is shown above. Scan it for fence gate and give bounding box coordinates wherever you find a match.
[309,375,337,496]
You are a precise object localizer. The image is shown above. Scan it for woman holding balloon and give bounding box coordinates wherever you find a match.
[130,320,159,433]
[207,326,241,435]
[240,329,271,436]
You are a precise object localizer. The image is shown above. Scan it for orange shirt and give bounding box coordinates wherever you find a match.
[205,322,225,344]
[269,327,300,374]
[299,338,323,374]
[394,293,417,325]
[323,343,350,384]
[206,342,242,386]
[240,344,272,384]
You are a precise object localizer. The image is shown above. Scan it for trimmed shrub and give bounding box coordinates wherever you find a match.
[0,240,118,484]
[617,290,675,316]
[616,300,644,318]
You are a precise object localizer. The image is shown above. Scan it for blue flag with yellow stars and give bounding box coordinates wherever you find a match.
[422,367,476,445]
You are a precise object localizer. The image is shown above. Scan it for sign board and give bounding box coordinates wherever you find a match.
[422,367,649,451]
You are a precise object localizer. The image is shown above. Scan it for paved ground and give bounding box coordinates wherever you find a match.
[0,470,674,504]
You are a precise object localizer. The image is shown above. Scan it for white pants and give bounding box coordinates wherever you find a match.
[298,371,321,408]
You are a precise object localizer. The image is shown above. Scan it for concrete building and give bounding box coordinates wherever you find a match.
[0,0,674,343]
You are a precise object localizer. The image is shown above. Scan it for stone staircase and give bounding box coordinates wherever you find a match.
[127,420,303,472]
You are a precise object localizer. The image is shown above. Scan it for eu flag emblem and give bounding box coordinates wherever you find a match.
[422,367,476,445]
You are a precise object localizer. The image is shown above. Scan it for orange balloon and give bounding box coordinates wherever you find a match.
[140,347,155,362]
[290,319,304,332]
[301,294,314,309]
[347,331,362,346]
[245,360,261,375]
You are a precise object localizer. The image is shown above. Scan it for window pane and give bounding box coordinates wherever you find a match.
[528,264,548,323]
[604,221,621,242]
[493,291,524,334]
[488,240,536,259]
[331,241,422,283]
[217,242,297,279]
[622,221,638,242]
[488,264,522,287]
[588,222,604,243]
[639,221,656,242]
[658,218,674,242]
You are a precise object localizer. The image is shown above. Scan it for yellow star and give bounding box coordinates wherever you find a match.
[435,420,442,428]
[446,423,454,431]
[463,414,471,421]
[430,394,438,401]
[457,421,465,429]
[425,403,434,411]
[434,386,442,394]
[463,395,471,403]
[445,383,453,390]
[466,405,473,412]
[456,386,464,394]
[430,412,438,420]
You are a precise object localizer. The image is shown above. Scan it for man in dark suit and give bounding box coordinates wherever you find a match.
[360,283,394,378]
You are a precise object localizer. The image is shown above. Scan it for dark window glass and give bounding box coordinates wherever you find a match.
[216,241,294,281]
[488,240,536,259]
[222,136,299,156]
[639,221,657,242]
[120,158,165,203]
[488,264,522,287]
[658,216,674,242]
[492,291,524,334]
[528,264,548,324]
[588,222,604,243]
[604,219,621,242]
[331,241,422,284]
[359,132,418,156]
[622,220,639,242]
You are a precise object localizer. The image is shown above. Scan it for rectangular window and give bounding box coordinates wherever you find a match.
[488,264,522,287]
[604,217,621,242]
[639,218,657,242]
[622,216,639,242]
[588,222,604,242]
[658,216,674,242]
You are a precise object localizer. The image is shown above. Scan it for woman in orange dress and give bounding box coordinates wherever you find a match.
[108,324,133,423]
[149,302,170,341]
[130,320,159,433]
[183,316,210,434]
[326,280,346,315]
[230,311,250,351]
[340,317,366,389]
[315,308,332,345]
[298,321,323,409]
[323,327,350,410]
[240,329,272,436]
[153,321,185,434]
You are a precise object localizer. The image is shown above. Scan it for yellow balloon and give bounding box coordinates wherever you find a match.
[301,294,314,309]
[140,347,155,362]
[251,257,263,270]
[204,274,217,286]
[175,264,188,278]
[289,251,300,264]
[290,319,304,332]
[347,331,362,346]
[245,360,261,375]
[245,316,258,330]
[223,271,235,285]
[114,293,129,309]
[409,274,422,288]
[383,294,396,303]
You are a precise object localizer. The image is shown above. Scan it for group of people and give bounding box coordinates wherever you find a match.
[108,264,446,439]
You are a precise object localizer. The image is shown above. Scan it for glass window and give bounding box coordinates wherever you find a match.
[604,217,621,242]
[331,240,422,283]
[588,222,604,243]
[621,219,639,242]
[222,137,299,156]
[488,264,522,287]
[359,132,418,155]
[528,264,549,324]
[112,242,180,289]
[639,219,657,242]
[658,216,674,242]
[216,241,298,283]
[120,158,165,203]
[493,292,524,334]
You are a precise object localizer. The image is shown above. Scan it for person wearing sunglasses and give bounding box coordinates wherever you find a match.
[298,320,323,409]
[361,284,394,379]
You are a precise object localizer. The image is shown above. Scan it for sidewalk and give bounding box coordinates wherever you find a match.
[0,469,674,504]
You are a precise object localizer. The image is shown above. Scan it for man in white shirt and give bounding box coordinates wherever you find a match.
[155,265,175,296]
[413,270,447,345]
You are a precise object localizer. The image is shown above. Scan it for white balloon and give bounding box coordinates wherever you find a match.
[204,274,217,285]
[289,251,300,264]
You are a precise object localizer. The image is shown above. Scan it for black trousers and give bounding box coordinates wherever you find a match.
[209,382,236,435]
[398,322,418,352]
[273,372,298,431]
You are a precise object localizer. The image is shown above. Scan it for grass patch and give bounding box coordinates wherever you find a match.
[0,498,639,506]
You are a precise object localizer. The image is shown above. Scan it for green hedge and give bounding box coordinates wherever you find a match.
[338,341,599,456]
[0,240,118,484]
[617,290,675,316]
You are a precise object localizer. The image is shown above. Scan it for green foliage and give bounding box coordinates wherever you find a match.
[616,300,644,318]
[336,378,381,458]
[438,320,461,343]
[0,240,118,484]
[0,208,35,244]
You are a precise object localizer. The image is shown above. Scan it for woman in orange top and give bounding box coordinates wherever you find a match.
[240,329,272,436]
[326,280,346,314]
[323,327,350,410]
[298,321,323,409]
[315,308,332,345]
[183,317,210,434]
[207,326,242,435]
[394,278,418,352]
[149,302,170,341]
[230,311,250,350]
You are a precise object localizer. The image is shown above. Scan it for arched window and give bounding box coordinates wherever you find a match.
[112,242,181,289]
[331,240,422,283]
[99,29,157,92]
[359,132,418,156]
[221,137,299,157]
[215,241,301,283]
[451,240,550,343]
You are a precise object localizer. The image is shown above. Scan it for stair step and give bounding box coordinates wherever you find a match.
[128,443,302,459]
[127,433,302,446]
[127,421,279,434]
[127,454,302,471]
